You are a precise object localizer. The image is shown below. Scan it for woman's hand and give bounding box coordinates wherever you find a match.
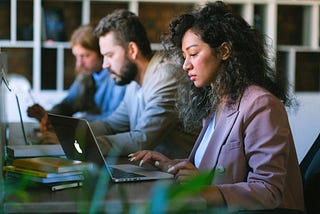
[166,160,200,181]
[128,150,200,181]
[128,150,173,172]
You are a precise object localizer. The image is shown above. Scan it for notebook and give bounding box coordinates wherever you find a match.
[47,113,173,183]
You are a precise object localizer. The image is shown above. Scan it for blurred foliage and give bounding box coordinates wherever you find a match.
[2,159,229,213]
[129,170,228,213]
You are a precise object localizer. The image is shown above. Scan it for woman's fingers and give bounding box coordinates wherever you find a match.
[128,150,151,163]
[128,153,197,179]
[165,160,199,180]
[128,150,171,169]
[128,150,152,166]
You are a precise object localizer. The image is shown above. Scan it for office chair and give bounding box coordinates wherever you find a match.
[299,133,320,214]
[238,134,320,214]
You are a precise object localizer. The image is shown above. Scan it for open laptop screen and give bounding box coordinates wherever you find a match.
[47,113,106,167]
[48,113,174,183]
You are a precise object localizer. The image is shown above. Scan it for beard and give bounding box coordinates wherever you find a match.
[109,58,138,86]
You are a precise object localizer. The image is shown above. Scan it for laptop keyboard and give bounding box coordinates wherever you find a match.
[110,167,145,178]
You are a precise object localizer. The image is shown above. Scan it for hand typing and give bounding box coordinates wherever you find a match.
[128,150,199,181]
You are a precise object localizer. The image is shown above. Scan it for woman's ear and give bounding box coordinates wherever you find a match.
[127,41,139,60]
[219,42,231,60]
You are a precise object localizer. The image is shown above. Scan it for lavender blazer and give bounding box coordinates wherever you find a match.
[189,85,304,212]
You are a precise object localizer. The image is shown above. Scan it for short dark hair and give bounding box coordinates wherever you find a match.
[94,9,153,60]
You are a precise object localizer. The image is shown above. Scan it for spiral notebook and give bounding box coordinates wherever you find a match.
[47,113,173,183]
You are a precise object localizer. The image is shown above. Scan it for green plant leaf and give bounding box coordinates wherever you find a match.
[168,171,214,201]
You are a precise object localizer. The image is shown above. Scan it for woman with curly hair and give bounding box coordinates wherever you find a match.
[129,1,304,213]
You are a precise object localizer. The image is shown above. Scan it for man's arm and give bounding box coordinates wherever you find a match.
[90,58,184,156]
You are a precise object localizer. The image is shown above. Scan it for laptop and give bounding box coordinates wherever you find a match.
[47,113,173,183]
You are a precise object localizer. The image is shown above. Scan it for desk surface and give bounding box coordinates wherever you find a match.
[3,171,207,213]
[2,123,207,213]
[3,177,167,213]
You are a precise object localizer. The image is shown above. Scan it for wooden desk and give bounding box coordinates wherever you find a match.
[1,123,208,213]
[2,172,208,213]
[3,177,164,213]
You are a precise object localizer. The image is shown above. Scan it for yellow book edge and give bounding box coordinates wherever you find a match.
[11,157,93,173]
[3,165,83,178]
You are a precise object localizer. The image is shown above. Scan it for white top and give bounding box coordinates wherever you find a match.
[194,113,216,168]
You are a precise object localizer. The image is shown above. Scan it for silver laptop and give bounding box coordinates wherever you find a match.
[47,113,173,183]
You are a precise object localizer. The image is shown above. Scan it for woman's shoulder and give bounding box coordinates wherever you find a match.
[243,85,277,98]
[241,85,284,109]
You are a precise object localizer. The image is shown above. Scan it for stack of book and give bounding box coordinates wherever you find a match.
[6,144,66,161]
[3,156,93,191]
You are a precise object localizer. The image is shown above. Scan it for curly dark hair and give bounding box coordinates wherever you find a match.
[163,1,293,130]
[94,9,153,60]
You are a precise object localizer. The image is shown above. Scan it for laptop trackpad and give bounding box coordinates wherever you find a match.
[111,164,173,179]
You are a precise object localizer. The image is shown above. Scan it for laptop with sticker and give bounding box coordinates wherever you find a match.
[47,113,173,182]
